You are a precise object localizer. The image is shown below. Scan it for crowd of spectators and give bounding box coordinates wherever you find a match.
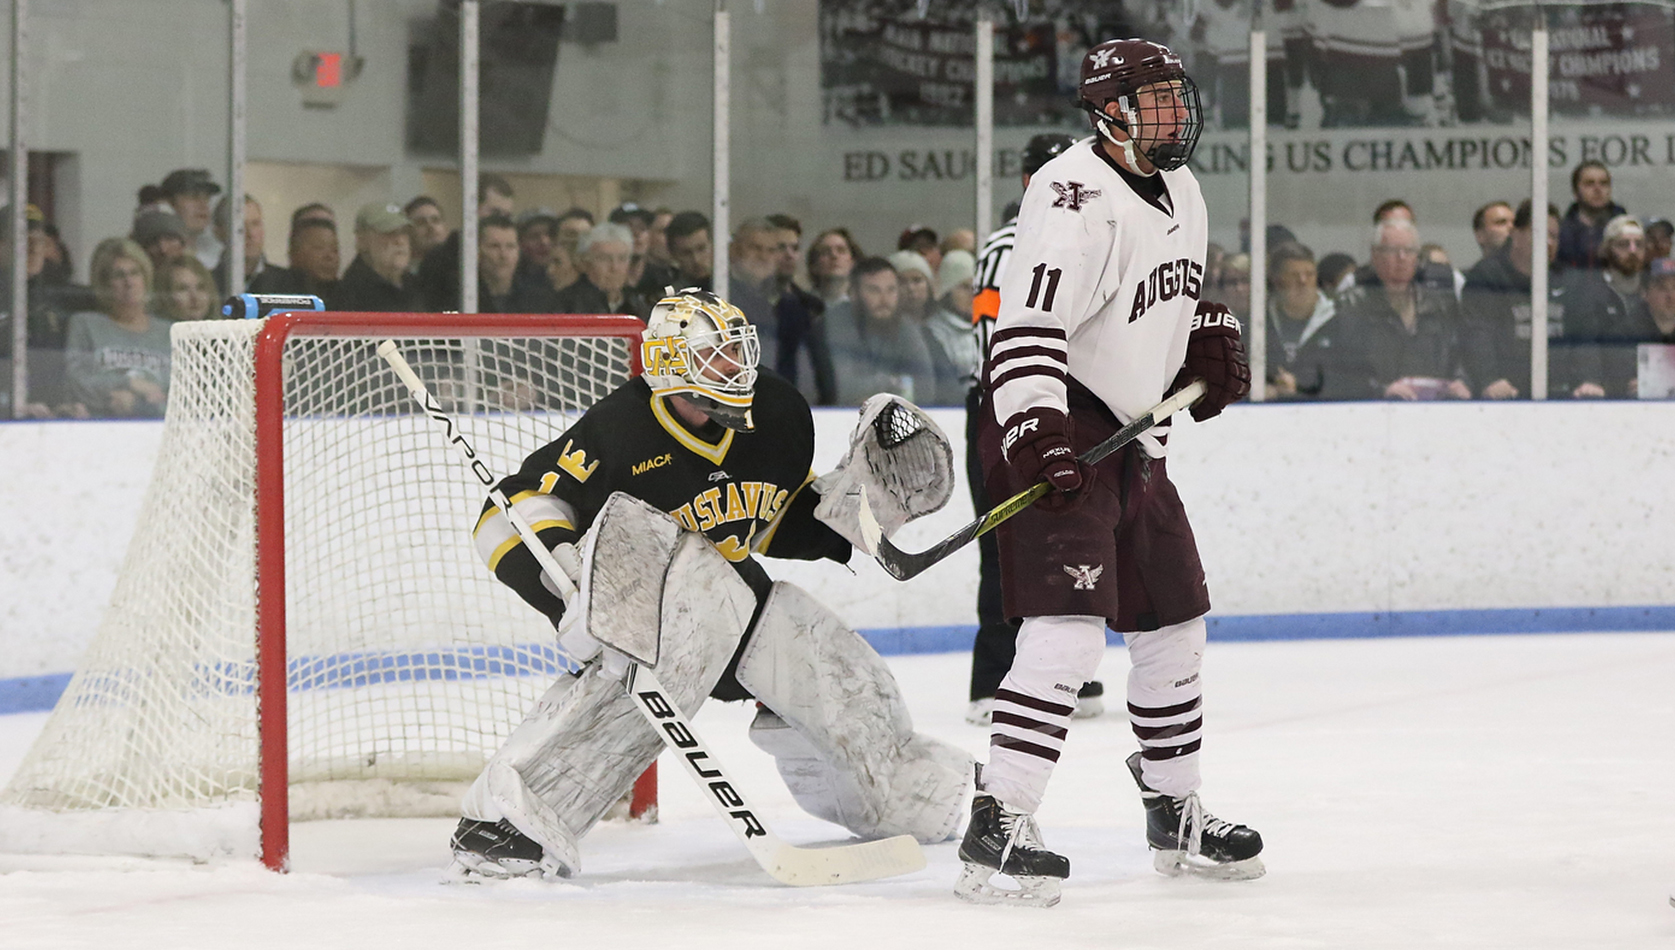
[5,158,1675,420]
[1255,160,1675,403]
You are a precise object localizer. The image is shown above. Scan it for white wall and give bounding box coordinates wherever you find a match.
[3,401,1672,681]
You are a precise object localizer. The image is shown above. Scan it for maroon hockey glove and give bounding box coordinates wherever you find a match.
[1000,407,1095,511]
[1173,301,1251,421]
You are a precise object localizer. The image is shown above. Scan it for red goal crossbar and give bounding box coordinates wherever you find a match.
[250,312,650,871]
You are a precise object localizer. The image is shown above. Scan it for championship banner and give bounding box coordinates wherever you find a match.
[818,1,1675,131]
[1479,3,1675,115]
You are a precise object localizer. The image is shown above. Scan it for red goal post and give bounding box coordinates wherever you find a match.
[0,311,655,872]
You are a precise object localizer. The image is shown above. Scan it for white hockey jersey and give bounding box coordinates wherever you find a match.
[987,137,1209,457]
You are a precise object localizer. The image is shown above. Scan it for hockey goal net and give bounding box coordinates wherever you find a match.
[0,312,651,869]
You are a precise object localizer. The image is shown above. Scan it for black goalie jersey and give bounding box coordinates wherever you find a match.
[473,370,851,623]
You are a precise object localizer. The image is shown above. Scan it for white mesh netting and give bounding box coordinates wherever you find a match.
[0,317,633,859]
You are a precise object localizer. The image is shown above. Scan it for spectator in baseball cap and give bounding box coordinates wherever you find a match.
[328,202,418,312]
[160,169,223,268]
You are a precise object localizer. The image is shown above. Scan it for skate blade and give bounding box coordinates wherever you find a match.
[444,852,548,884]
[1152,849,1265,881]
[953,862,1062,908]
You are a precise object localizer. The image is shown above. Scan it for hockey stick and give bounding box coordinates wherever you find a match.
[857,379,1208,581]
[376,340,926,887]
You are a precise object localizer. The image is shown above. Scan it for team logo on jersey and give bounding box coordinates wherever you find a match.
[1063,564,1104,590]
[1050,181,1101,211]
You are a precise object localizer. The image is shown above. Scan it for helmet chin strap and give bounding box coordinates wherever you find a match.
[1094,99,1150,174]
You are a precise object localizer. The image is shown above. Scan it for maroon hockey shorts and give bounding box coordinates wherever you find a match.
[977,385,1211,633]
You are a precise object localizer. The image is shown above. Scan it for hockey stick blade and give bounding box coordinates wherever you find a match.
[624,664,926,886]
[380,339,925,887]
[868,380,1208,581]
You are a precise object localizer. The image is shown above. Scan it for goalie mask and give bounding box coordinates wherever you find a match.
[1079,38,1203,172]
[641,289,761,431]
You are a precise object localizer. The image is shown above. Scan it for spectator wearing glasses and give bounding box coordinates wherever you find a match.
[64,238,173,418]
[1333,218,1471,400]
[329,203,420,313]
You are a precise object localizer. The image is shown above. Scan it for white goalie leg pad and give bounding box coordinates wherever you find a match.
[737,582,972,844]
[462,525,755,877]
[813,394,955,552]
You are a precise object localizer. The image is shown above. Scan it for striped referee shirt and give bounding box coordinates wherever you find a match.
[969,217,1017,385]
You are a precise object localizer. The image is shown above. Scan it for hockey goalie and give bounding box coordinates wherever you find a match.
[449,289,972,880]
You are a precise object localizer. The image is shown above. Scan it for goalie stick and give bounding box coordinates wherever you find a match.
[376,340,927,887]
[856,379,1208,581]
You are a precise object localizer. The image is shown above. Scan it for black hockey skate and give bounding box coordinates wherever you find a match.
[447,818,557,881]
[954,788,1069,908]
[1126,752,1264,881]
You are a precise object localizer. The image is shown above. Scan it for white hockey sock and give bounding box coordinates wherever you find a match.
[1124,615,1207,799]
[983,614,1107,814]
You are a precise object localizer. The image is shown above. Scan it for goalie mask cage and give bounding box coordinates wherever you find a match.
[0,312,654,870]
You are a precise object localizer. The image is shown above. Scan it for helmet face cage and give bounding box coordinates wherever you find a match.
[641,290,761,429]
[1110,75,1203,172]
[1079,39,1204,172]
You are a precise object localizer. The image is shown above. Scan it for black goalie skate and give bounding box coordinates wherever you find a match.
[954,790,1070,908]
[447,818,556,881]
[1126,752,1264,881]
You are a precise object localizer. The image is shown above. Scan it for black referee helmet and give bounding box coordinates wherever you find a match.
[1021,133,1077,177]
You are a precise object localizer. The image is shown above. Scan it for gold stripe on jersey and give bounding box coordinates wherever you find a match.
[649,392,734,465]
[753,469,816,554]
[473,493,578,571]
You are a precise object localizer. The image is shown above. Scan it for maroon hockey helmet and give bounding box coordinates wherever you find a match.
[1078,38,1203,172]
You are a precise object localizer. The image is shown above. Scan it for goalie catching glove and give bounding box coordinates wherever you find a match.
[814,394,955,553]
[1000,407,1095,512]
[1172,301,1250,421]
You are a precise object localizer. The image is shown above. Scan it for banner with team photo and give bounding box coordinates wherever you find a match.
[819,1,1675,131]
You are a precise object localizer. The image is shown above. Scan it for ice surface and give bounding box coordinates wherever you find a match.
[3,634,1674,949]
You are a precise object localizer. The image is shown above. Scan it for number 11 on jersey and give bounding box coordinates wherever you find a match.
[1026,263,1062,311]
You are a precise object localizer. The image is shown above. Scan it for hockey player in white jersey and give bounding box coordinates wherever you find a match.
[955,38,1259,907]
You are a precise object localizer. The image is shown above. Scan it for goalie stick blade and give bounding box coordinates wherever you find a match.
[762,833,927,887]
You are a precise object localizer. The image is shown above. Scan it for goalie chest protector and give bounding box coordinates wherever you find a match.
[497,372,819,563]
